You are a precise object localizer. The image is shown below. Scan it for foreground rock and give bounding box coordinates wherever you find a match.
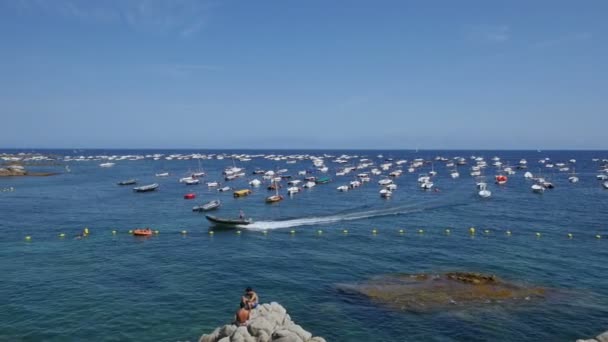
[577,330,608,342]
[199,302,325,342]
[337,272,547,312]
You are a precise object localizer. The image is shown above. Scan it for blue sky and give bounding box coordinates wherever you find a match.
[1,0,606,149]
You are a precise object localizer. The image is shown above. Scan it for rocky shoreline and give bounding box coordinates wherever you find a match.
[199,302,325,342]
[578,331,608,342]
[0,165,58,177]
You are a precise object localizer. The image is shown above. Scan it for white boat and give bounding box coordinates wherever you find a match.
[597,174,608,181]
[303,181,316,188]
[288,179,301,186]
[180,176,194,183]
[478,183,491,198]
[379,189,392,198]
[287,186,301,194]
[350,180,361,188]
[531,183,545,193]
[568,169,579,183]
[603,181,608,189]
[337,185,349,192]
[378,178,393,185]
[249,179,262,187]
[185,178,200,185]
[218,186,231,192]
[207,181,219,187]
[156,172,169,177]
[100,162,115,168]
[420,181,434,190]
[385,183,397,190]
[450,170,460,179]
[524,171,533,179]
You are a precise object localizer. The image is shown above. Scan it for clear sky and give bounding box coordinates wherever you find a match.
[1,0,606,149]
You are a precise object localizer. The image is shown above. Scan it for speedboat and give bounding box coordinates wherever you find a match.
[185,179,200,185]
[337,185,349,192]
[206,214,252,226]
[218,186,232,192]
[531,184,545,193]
[379,189,392,198]
[193,200,221,212]
[100,162,115,168]
[156,172,169,177]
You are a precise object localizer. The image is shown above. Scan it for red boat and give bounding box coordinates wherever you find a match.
[184,193,196,199]
[495,175,508,185]
[133,228,153,236]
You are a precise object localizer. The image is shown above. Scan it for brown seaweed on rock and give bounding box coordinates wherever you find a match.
[337,272,546,312]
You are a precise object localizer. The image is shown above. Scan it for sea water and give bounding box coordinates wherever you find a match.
[0,149,607,341]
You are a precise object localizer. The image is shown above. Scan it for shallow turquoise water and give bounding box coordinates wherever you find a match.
[1,149,607,341]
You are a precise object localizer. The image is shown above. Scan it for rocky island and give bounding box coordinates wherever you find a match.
[199,302,326,342]
[0,164,58,177]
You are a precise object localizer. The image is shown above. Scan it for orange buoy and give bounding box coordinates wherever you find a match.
[184,193,196,199]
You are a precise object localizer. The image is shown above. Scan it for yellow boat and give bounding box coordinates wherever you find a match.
[233,189,252,198]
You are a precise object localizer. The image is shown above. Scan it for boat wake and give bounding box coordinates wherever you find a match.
[242,200,469,231]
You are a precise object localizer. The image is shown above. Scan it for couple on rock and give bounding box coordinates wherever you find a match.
[235,287,258,326]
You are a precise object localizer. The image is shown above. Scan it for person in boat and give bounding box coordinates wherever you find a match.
[241,287,258,309]
[239,210,245,220]
[234,302,250,326]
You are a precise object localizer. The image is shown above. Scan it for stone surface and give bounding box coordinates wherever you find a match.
[199,303,324,342]
[597,331,608,342]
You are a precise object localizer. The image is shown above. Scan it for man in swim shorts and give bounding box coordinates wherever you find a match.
[234,302,250,326]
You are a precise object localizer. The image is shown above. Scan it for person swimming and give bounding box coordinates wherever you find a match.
[241,287,258,309]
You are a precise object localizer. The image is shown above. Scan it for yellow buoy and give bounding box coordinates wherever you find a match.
[154,230,159,234]
[181,230,187,235]
[372,229,378,234]
[536,232,541,237]
[596,234,601,239]
[567,233,573,238]
[262,230,268,235]
[342,229,348,234]
[236,230,241,235]
[399,229,405,234]
[208,230,214,235]
[506,230,512,235]
[84,227,89,235]
[469,227,476,235]
[128,230,133,234]
[25,236,32,241]
[59,233,66,238]
[112,230,117,235]
[417,229,424,234]
[290,229,296,234]
[484,229,490,234]
[445,229,451,234]
[317,229,323,234]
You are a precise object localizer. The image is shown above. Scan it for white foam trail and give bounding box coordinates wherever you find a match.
[242,203,431,230]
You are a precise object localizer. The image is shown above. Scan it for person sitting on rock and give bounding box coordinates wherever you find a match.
[241,287,259,309]
[234,302,250,326]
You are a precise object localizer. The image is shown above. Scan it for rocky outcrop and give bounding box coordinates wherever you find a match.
[337,272,547,312]
[577,330,608,342]
[0,165,57,177]
[199,302,325,342]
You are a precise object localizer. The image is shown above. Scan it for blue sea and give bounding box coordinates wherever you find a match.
[1,149,607,342]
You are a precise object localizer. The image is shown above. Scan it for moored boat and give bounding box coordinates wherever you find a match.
[133,183,159,192]
[118,179,137,186]
[133,228,153,236]
[184,193,196,199]
[233,189,252,197]
[193,199,221,212]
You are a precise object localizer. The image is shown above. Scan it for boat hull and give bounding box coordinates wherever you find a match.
[205,215,252,226]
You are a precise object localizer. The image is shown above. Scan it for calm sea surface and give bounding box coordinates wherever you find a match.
[1,149,607,341]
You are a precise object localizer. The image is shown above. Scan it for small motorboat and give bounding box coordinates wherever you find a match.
[206,214,252,226]
[531,183,545,193]
[185,178,200,185]
[193,199,221,212]
[133,183,159,192]
[207,181,220,187]
[379,189,392,198]
[478,183,492,198]
[218,186,232,192]
[337,185,349,192]
[315,177,331,184]
[133,228,153,236]
[184,193,196,199]
[495,175,508,185]
[603,181,608,189]
[265,194,284,203]
[233,189,252,197]
[156,172,169,177]
[287,186,301,195]
[118,179,137,186]
[249,179,262,187]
